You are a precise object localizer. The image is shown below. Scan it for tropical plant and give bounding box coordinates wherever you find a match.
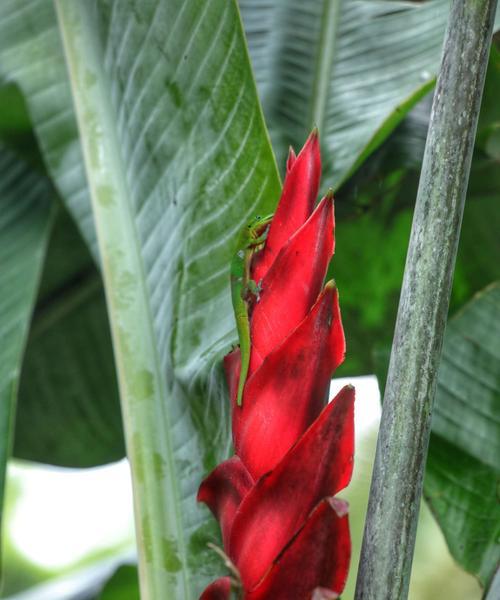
[0,0,498,599]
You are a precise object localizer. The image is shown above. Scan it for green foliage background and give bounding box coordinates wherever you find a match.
[0,1,498,597]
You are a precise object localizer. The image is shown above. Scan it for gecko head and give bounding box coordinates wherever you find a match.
[248,214,273,239]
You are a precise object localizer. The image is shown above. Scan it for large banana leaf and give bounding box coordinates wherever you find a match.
[0,146,54,559]
[0,0,281,596]
[240,0,500,187]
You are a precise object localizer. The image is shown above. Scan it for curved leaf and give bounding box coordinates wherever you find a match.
[426,283,500,587]
[15,208,124,467]
[240,0,500,187]
[0,81,125,468]
[0,146,54,558]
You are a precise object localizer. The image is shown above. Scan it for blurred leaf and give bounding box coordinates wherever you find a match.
[15,208,124,467]
[0,146,54,560]
[2,556,131,600]
[334,45,500,375]
[477,44,500,159]
[98,565,139,600]
[240,0,500,188]
[338,187,500,378]
[0,85,32,135]
[0,0,281,594]
[426,283,500,587]
[333,206,412,376]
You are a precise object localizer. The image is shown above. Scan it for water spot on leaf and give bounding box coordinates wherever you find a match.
[188,519,222,575]
[165,80,182,108]
[162,536,182,572]
[130,368,155,402]
[97,184,114,207]
[141,515,153,563]
[131,431,144,484]
[153,451,166,479]
[84,69,97,88]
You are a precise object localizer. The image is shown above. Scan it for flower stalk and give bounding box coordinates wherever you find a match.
[354,0,499,598]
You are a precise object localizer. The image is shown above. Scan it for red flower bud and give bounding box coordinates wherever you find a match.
[252,129,321,285]
[198,131,354,599]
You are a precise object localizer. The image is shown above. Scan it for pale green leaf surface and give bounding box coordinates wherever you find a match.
[0,146,53,555]
[426,284,500,587]
[0,0,281,596]
[0,1,97,258]
[240,0,500,187]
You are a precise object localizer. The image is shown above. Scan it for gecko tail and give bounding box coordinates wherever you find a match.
[236,354,249,407]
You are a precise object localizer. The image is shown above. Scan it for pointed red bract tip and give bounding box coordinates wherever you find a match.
[229,386,354,590]
[246,497,350,599]
[312,588,340,600]
[286,146,297,172]
[197,457,254,549]
[252,128,321,283]
[249,193,334,372]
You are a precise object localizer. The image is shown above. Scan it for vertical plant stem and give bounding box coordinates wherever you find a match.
[485,568,500,600]
[309,0,342,131]
[354,1,498,598]
[55,2,188,598]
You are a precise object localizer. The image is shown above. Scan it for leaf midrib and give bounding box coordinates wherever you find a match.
[309,0,343,131]
[54,1,189,597]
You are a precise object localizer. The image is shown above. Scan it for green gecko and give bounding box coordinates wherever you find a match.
[231,214,273,406]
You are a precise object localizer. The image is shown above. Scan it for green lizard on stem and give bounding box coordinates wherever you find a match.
[231,214,273,407]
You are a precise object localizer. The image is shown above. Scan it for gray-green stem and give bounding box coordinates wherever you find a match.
[354,0,498,598]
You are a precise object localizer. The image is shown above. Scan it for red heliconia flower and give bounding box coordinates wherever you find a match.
[198,130,355,599]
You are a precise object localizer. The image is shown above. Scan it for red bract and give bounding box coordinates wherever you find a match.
[198,131,355,599]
